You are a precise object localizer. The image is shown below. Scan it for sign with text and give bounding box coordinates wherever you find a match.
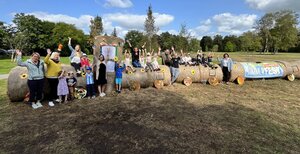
[101,45,116,72]
[241,62,284,78]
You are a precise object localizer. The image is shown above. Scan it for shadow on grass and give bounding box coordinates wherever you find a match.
[0,88,299,153]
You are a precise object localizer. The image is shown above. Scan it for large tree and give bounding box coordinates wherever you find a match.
[200,36,213,51]
[213,35,223,52]
[111,27,117,37]
[239,31,262,52]
[144,4,158,51]
[158,32,174,50]
[188,38,200,52]
[124,30,146,49]
[89,15,103,44]
[255,13,274,53]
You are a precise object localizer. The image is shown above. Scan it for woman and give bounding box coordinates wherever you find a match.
[45,49,62,106]
[68,37,83,76]
[16,50,45,109]
[94,54,107,97]
[219,53,234,84]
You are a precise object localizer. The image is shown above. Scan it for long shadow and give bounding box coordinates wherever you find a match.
[0,88,299,153]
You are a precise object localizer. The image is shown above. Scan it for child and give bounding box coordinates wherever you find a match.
[152,53,160,71]
[66,71,77,100]
[124,50,135,72]
[145,49,155,72]
[115,62,126,93]
[140,49,146,68]
[85,67,96,99]
[57,70,69,103]
[80,53,90,73]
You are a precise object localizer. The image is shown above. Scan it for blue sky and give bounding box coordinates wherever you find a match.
[0,0,299,38]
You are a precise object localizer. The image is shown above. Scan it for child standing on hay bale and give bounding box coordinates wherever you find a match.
[145,49,155,72]
[170,52,181,84]
[16,50,45,109]
[68,37,83,76]
[67,71,77,100]
[124,50,135,73]
[57,70,69,103]
[115,62,126,93]
[85,67,96,99]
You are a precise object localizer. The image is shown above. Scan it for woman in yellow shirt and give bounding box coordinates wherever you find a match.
[45,49,62,107]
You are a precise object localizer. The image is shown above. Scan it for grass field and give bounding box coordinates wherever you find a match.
[0,52,300,153]
[1,52,300,74]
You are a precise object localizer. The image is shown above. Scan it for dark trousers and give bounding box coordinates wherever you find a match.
[47,78,58,100]
[27,79,44,102]
[71,62,81,71]
[86,84,95,97]
[222,67,230,82]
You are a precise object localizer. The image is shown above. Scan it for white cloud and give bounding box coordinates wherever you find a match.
[21,12,174,38]
[103,0,133,8]
[245,0,300,12]
[104,13,174,30]
[212,13,257,35]
[27,12,93,34]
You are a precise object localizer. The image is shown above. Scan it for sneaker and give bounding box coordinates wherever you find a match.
[102,93,106,97]
[55,99,60,102]
[36,101,43,108]
[48,101,55,107]
[31,103,39,109]
[92,95,96,99]
[88,96,91,99]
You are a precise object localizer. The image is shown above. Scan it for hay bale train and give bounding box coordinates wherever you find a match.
[7,36,300,102]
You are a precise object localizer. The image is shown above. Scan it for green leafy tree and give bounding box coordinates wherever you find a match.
[223,35,240,51]
[124,30,146,50]
[239,31,262,52]
[144,4,159,51]
[111,27,117,37]
[212,44,219,52]
[213,35,223,52]
[188,38,200,52]
[200,36,213,51]
[224,41,236,52]
[255,13,274,53]
[90,15,103,44]
[158,32,174,50]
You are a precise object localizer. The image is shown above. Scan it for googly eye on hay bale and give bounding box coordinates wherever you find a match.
[81,72,86,78]
[140,69,145,73]
[20,73,28,79]
[191,70,195,75]
[160,68,165,73]
[114,57,119,62]
[128,71,133,75]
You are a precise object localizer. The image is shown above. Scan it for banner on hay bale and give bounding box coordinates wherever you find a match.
[101,45,116,73]
[241,62,284,78]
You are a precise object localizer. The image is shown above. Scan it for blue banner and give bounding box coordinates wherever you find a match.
[241,62,284,78]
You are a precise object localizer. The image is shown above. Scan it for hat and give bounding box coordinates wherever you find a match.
[82,53,87,57]
[58,44,63,50]
[86,67,92,71]
[147,52,150,56]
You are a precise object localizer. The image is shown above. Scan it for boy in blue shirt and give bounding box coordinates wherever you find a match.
[85,67,96,99]
[115,62,126,93]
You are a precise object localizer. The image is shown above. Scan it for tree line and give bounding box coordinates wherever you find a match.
[0,9,300,57]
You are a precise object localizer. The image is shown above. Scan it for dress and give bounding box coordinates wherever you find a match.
[57,76,69,96]
[96,63,107,85]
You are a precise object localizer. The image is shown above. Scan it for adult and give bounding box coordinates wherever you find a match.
[126,40,145,68]
[219,53,234,84]
[170,52,181,84]
[158,47,173,67]
[94,54,107,97]
[45,49,62,106]
[68,37,83,75]
[16,50,45,109]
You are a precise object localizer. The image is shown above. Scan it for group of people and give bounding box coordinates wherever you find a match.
[16,37,234,109]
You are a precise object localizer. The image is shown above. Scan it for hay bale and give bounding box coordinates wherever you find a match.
[288,60,300,79]
[7,66,30,102]
[230,63,245,82]
[154,80,164,89]
[183,77,192,86]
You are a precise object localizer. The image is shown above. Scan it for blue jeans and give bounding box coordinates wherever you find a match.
[171,67,180,83]
[132,60,142,68]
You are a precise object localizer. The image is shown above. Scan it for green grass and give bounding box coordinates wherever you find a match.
[1,53,300,74]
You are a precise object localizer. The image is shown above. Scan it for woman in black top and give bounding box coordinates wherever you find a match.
[95,54,107,97]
